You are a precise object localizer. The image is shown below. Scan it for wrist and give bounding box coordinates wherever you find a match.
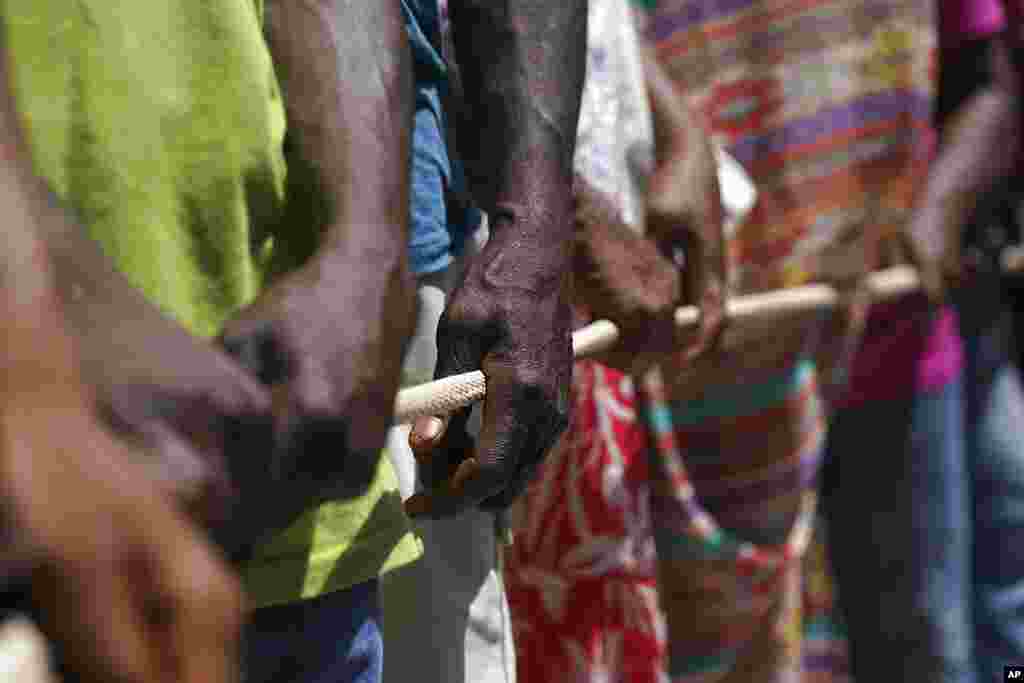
[478,215,571,299]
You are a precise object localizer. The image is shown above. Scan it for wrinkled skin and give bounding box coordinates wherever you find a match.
[211,0,417,551]
[404,0,587,517]
[406,213,575,515]
[569,52,727,376]
[570,175,681,374]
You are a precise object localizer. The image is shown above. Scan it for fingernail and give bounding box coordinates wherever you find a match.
[404,493,430,518]
[412,417,444,442]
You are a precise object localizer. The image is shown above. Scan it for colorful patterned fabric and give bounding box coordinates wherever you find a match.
[3,0,420,610]
[504,5,665,678]
[506,361,667,683]
[506,0,852,679]
[632,0,962,406]
[505,360,850,682]
[641,362,850,682]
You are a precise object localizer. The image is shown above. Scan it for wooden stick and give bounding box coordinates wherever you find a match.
[392,264,921,424]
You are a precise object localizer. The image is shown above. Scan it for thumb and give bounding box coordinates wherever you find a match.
[409,415,449,464]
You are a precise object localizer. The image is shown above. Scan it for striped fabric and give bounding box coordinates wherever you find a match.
[636,362,848,682]
[631,0,941,395]
[636,0,936,296]
[506,358,849,681]
[624,1,943,678]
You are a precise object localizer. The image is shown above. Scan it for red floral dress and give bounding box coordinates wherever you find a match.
[506,361,670,683]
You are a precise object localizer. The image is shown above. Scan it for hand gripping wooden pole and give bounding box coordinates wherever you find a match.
[392,265,928,424]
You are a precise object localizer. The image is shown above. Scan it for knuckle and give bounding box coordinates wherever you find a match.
[509,368,552,400]
[438,299,486,334]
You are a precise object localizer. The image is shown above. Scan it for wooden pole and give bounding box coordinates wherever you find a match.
[393,265,926,423]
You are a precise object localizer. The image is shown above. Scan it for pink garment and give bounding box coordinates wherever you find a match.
[848,0,1013,409]
[941,0,1006,45]
[838,300,964,409]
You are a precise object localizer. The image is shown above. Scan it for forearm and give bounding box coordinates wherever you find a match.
[448,0,587,276]
[642,50,727,301]
[925,36,1021,224]
[263,0,413,263]
[644,49,695,166]
[0,224,82,398]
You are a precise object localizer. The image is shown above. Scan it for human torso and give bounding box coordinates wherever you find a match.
[5,0,418,607]
[5,0,290,337]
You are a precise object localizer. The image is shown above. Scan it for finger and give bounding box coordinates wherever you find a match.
[407,456,493,519]
[415,409,475,493]
[404,457,480,518]
[160,525,243,683]
[405,412,509,519]
[682,285,728,362]
[408,415,450,464]
[411,315,489,507]
[34,550,154,683]
[219,322,290,387]
[897,230,946,305]
[138,422,210,504]
[943,248,971,293]
[418,369,567,518]
[403,492,431,518]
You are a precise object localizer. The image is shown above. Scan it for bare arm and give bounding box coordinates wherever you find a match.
[260,0,413,260]
[448,0,586,247]
[907,17,1022,299]
[642,49,727,358]
[214,0,418,542]
[0,36,242,683]
[406,0,587,516]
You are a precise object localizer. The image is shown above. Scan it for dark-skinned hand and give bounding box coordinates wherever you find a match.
[642,49,728,362]
[51,233,275,535]
[218,247,416,547]
[403,221,573,518]
[570,175,681,374]
[571,50,728,374]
